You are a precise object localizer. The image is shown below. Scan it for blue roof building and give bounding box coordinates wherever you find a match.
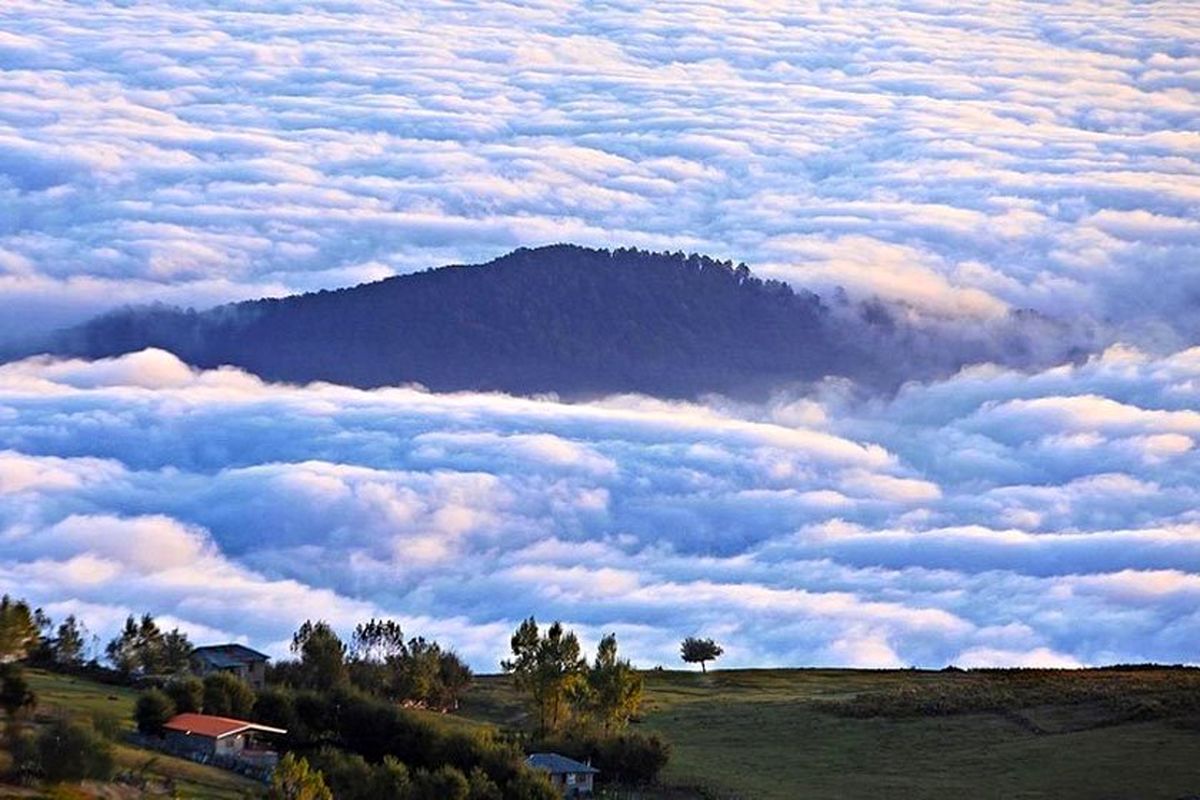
[526,753,599,797]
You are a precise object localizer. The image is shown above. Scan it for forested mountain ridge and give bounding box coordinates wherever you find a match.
[17,245,1078,398]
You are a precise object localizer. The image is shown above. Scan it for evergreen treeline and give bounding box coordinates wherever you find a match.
[19,243,1068,399]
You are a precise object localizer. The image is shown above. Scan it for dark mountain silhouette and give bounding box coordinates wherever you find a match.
[17,245,1085,399]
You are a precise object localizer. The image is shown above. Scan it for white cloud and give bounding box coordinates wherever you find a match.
[0,0,1196,342]
[1,348,1199,668]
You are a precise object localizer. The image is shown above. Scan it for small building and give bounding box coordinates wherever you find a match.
[191,643,270,689]
[525,753,599,797]
[162,712,286,770]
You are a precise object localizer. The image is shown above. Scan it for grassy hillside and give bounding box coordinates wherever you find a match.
[462,668,1200,800]
[10,667,1200,799]
[9,669,261,800]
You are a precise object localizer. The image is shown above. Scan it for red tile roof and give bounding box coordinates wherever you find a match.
[162,713,286,739]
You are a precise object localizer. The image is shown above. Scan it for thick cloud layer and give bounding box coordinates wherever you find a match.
[1,1,1198,344]
[3,347,1199,668]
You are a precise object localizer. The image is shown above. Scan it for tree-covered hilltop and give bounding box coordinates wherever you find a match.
[26,244,1077,398]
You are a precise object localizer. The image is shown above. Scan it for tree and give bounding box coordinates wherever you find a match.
[435,649,473,710]
[291,620,348,691]
[164,675,204,714]
[680,637,723,673]
[505,769,560,800]
[135,688,175,735]
[0,664,36,724]
[466,766,503,800]
[161,628,193,673]
[106,616,141,676]
[134,614,166,674]
[412,765,469,800]
[502,618,586,735]
[268,753,333,800]
[52,615,85,667]
[370,756,411,798]
[585,633,643,732]
[203,672,256,717]
[0,595,39,662]
[350,618,406,663]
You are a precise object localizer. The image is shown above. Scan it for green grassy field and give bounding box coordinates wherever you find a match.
[10,667,1200,799]
[462,668,1200,800]
[12,669,261,800]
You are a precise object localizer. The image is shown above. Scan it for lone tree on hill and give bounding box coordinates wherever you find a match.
[680,637,723,673]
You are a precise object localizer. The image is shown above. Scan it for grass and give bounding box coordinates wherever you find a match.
[13,666,1200,799]
[463,668,1200,800]
[12,669,262,800]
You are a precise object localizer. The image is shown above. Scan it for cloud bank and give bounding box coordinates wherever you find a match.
[3,347,1199,669]
[1,1,1198,345]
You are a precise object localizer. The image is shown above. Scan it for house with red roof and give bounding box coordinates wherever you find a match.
[162,712,286,770]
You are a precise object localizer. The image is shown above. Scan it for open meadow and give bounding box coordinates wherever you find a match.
[6,666,1200,799]
[463,667,1200,800]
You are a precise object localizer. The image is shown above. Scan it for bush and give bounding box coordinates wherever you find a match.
[268,753,332,800]
[164,676,204,714]
[503,769,559,800]
[371,756,412,798]
[412,764,469,800]
[203,672,255,717]
[7,728,41,784]
[0,663,36,719]
[38,717,115,783]
[254,686,298,731]
[90,709,123,741]
[307,747,375,800]
[135,688,175,735]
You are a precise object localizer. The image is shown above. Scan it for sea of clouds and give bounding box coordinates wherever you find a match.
[1,1,1198,342]
[3,345,1200,668]
[2,0,1199,668]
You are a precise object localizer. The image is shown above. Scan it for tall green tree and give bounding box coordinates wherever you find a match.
[502,618,586,734]
[161,628,193,673]
[106,616,141,676]
[291,620,348,691]
[203,672,256,717]
[105,613,182,676]
[585,633,643,732]
[350,618,406,663]
[53,615,85,666]
[0,664,36,727]
[0,595,39,662]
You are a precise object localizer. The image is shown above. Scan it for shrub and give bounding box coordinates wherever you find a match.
[307,747,375,800]
[268,753,332,800]
[371,756,412,798]
[412,764,469,800]
[203,672,255,717]
[7,728,41,784]
[504,769,559,800]
[254,687,298,731]
[90,709,123,741]
[467,766,503,800]
[164,676,204,714]
[0,664,36,719]
[135,688,175,735]
[38,717,115,783]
